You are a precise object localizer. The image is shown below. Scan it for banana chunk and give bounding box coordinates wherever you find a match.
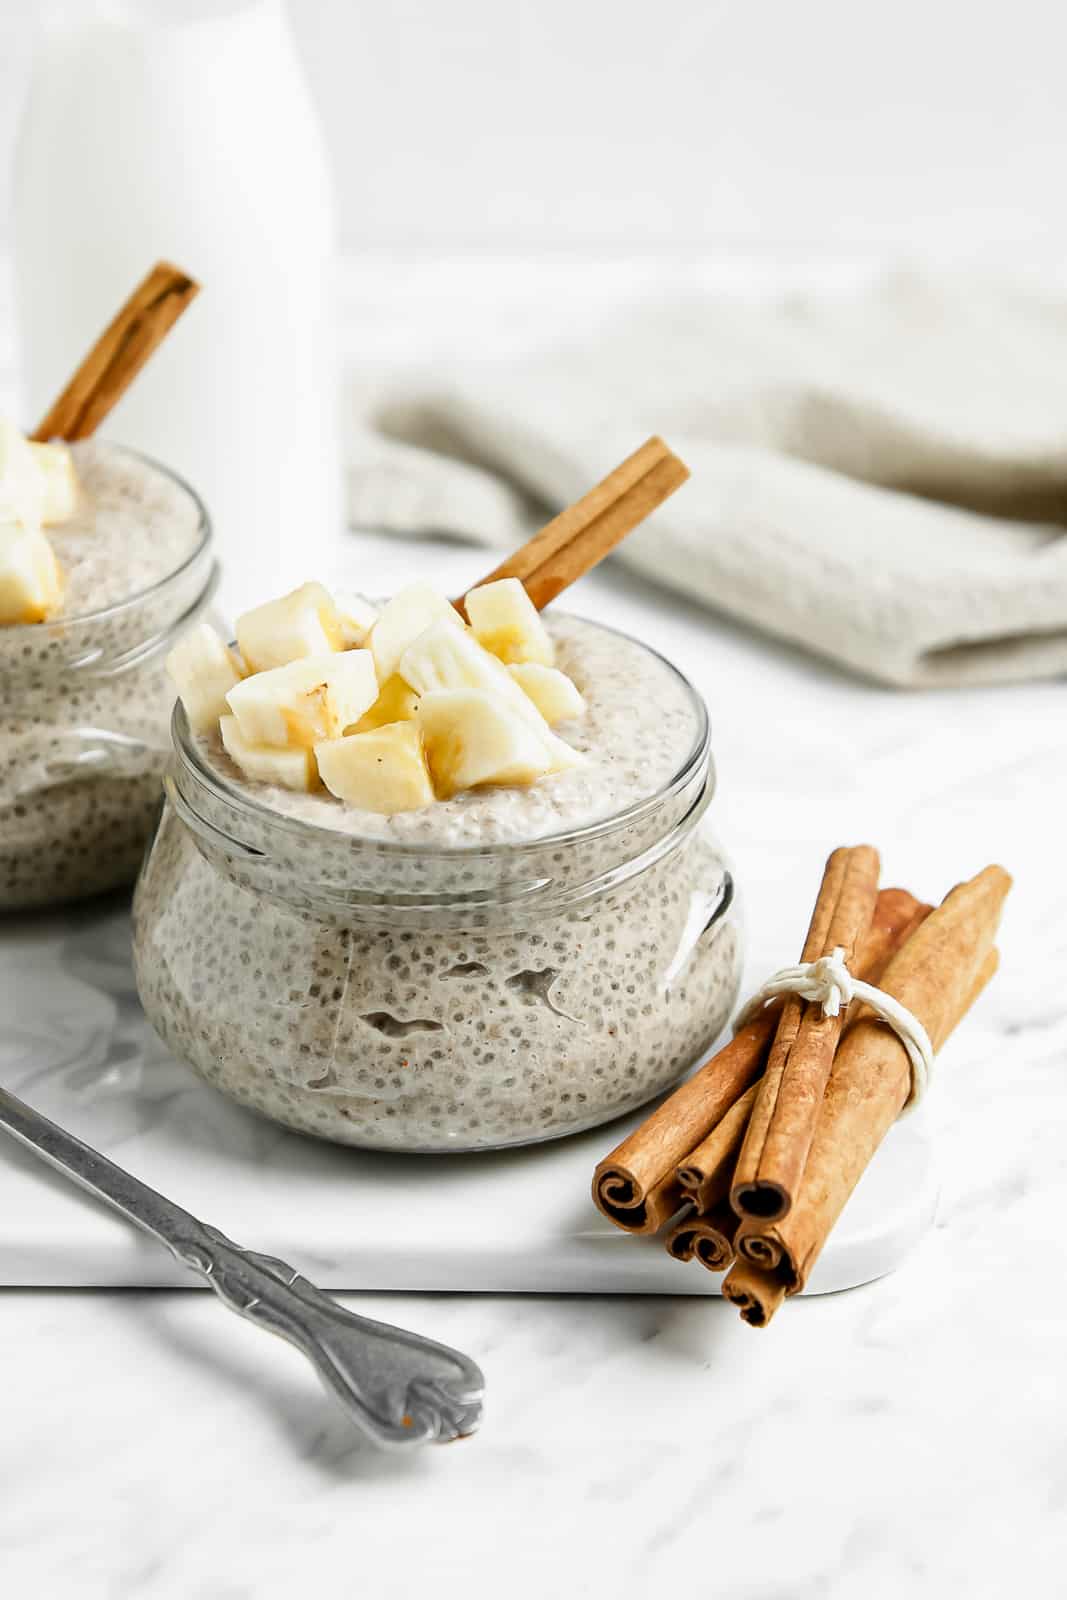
[369,582,464,682]
[316,721,435,815]
[351,672,421,733]
[167,622,246,733]
[334,590,379,648]
[236,581,344,672]
[226,649,378,749]
[399,619,546,731]
[508,662,585,725]
[538,724,586,776]
[220,715,318,792]
[0,417,45,530]
[0,522,64,624]
[29,442,79,524]
[464,577,554,666]
[417,688,580,798]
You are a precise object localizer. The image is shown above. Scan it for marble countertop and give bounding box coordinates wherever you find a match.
[2,263,1065,1598]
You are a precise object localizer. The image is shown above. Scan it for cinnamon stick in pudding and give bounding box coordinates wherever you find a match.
[726,866,1010,1322]
[459,436,689,616]
[665,1202,738,1274]
[32,261,200,443]
[732,845,881,1223]
[591,886,927,1234]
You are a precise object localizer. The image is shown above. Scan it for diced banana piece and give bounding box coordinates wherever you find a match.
[166,621,245,733]
[0,417,45,530]
[370,582,464,682]
[316,721,435,815]
[333,590,379,648]
[0,522,64,624]
[508,662,585,725]
[226,649,378,749]
[541,730,585,775]
[219,715,318,792]
[236,581,344,672]
[29,442,79,524]
[417,688,579,798]
[399,619,547,731]
[350,672,421,733]
[464,577,554,666]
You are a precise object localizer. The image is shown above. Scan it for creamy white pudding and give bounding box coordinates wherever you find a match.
[196,615,697,843]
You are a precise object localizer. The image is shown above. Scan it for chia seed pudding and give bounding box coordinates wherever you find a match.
[133,616,743,1151]
[0,442,214,910]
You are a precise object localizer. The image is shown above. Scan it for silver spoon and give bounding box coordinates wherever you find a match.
[0,1083,485,1449]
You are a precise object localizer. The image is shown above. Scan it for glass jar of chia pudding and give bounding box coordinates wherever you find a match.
[132,615,742,1151]
[0,442,215,911]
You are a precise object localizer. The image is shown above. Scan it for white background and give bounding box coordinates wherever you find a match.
[1,0,1065,258]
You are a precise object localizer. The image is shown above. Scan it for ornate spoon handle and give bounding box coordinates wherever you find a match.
[0,1084,484,1449]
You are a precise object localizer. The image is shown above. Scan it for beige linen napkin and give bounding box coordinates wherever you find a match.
[346,273,1067,687]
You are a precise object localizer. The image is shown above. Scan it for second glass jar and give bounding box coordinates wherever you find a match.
[0,452,215,911]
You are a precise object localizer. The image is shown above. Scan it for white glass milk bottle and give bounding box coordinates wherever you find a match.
[13,0,341,620]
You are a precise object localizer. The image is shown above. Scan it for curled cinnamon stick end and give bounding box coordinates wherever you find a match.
[31,260,200,443]
[735,1219,787,1274]
[591,1019,771,1234]
[676,1083,758,1212]
[665,1200,738,1274]
[459,435,689,616]
[732,844,881,1223]
[722,1259,787,1328]
[591,1165,686,1236]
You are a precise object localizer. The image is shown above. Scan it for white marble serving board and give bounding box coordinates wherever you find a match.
[0,894,935,1294]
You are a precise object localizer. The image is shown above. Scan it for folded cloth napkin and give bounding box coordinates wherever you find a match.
[346,272,1067,687]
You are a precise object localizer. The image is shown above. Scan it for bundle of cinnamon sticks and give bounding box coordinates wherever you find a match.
[593,848,1011,1327]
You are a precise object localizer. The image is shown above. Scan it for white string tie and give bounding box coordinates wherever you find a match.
[734,946,934,1110]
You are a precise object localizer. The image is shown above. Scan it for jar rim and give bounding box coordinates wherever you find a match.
[172,615,714,862]
[2,442,212,638]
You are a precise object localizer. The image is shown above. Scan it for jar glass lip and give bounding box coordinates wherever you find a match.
[3,442,212,637]
[172,615,713,861]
